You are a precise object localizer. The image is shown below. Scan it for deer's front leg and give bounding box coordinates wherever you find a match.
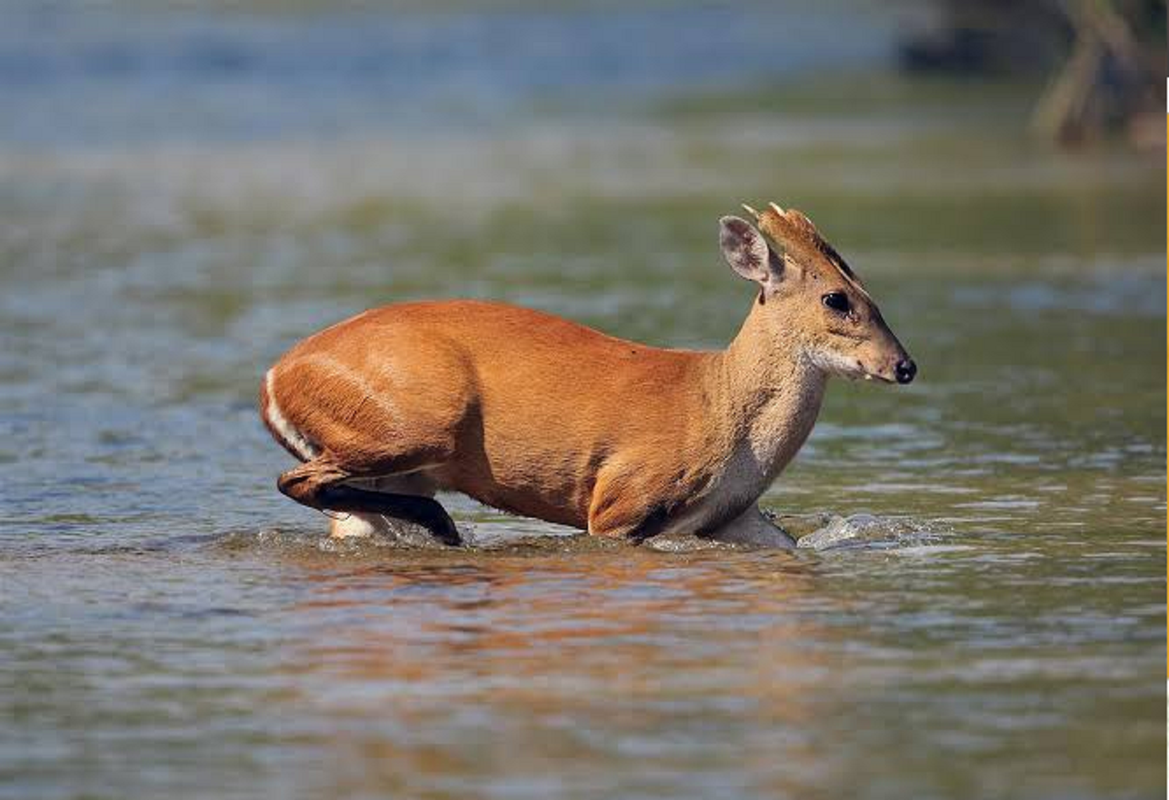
[705,505,796,549]
[586,461,689,543]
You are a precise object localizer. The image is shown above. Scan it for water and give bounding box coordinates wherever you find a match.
[0,4,1165,799]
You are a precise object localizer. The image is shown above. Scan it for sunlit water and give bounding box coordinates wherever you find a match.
[0,4,1165,799]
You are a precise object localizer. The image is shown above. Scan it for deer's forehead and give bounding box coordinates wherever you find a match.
[755,204,863,288]
[793,244,853,281]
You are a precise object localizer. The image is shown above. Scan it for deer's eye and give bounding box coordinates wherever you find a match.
[822,292,850,313]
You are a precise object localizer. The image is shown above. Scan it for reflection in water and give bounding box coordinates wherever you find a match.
[276,544,830,797]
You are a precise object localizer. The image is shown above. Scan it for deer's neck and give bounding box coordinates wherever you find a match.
[708,300,828,486]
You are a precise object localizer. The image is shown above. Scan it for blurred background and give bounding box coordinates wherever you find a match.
[0,2,1165,799]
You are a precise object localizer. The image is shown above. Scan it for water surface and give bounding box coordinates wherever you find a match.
[0,4,1164,799]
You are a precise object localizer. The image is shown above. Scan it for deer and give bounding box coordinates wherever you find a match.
[259,202,916,549]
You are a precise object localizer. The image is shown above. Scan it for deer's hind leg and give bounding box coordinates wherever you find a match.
[327,473,442,540]
[266,344,477,545]
[277,456,460,545]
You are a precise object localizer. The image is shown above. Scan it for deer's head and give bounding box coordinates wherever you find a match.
[720,202,915,385]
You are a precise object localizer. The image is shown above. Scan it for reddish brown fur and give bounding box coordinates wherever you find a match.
[265,301,722,535]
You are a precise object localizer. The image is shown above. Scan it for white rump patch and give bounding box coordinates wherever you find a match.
[265,370,320,460]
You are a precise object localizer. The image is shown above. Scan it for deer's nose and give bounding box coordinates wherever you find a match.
[895,358,917,385]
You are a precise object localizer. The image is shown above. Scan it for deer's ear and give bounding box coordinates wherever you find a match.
[719,216,784,288]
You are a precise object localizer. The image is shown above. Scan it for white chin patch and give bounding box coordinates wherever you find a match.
[808,350,867,380]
